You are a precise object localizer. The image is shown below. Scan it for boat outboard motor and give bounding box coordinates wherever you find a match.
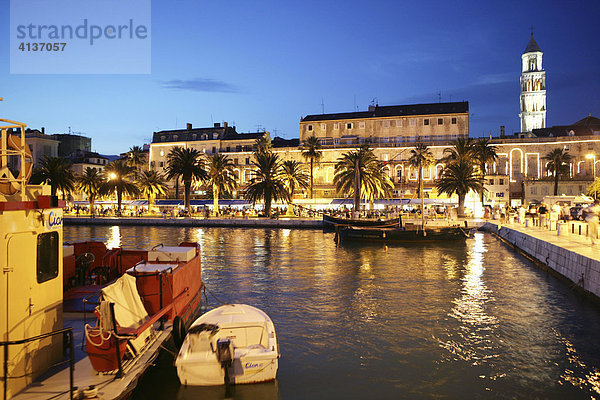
[216,338,234,386]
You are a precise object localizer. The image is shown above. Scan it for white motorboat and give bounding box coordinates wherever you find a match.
[175,304,279,386]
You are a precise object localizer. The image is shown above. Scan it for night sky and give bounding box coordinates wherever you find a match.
[1,0,599,154]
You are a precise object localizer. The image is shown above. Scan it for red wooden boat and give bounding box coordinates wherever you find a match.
[83,242,203,375]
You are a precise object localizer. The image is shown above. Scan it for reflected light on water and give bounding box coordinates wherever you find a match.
[106,226,121,249]
[440,233,498,365]
[555,329,600,397]
[194,228,205,244]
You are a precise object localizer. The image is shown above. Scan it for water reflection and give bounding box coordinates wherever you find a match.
[63,226,600,400]
[556,329,600,397]
[438,233,499,367]
[106,225,121,249]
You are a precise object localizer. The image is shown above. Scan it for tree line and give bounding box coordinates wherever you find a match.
[31,138,577,217]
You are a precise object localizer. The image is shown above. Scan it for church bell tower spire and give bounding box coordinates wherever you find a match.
[519,31,546,133]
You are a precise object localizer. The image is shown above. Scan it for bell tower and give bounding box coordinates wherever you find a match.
[519,32,546,133]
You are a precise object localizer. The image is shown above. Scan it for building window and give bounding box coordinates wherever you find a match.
[159,161,164,167]
[359,122,365,129]
[390,120,395,127]
[499,179,504,185]
[489,179,494,185]
[397,119,402,127]
[159,150,164,157]
[37,232,59,283]
[212,146,216,153]
[246,158,250,165]
[382,120,390,128]
[173,135,178,140]
[531,187,537,194]
[410,119,415,126]
[334,123,339,130]
[347,123,353,130]
[437,118,443,125]
[321,123,326,131]
[451,117,457,124]
[496,192,504,198]
[307,125,313,131]
[334,138,339,145]
[424,119,429,126]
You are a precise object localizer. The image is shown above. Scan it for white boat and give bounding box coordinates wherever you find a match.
[175,304,279,386]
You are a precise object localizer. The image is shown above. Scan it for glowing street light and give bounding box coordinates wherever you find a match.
[109,172,117,180]
[587,154,596,199]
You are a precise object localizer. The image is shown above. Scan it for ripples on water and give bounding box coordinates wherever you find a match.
[64,226,600,399]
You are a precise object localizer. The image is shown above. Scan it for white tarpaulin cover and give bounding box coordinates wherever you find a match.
[101,274,152,353]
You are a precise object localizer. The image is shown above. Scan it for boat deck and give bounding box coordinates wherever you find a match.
[12,313,172,400]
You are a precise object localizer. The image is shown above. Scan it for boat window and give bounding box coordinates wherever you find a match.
[37,232,59,283]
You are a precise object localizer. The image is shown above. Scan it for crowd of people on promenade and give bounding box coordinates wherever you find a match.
[485,200,600,245]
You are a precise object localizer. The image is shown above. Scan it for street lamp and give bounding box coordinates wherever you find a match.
[587,154,596,199]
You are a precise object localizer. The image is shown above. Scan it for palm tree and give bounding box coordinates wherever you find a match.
[436,160,484,216]
[334,145,394,213]
[245,151,289,217]
[35,156,75,199]
[137,170,168,211]
[254,135,272,156]
[77,167,104,217]
[205,153,238,216]
[281,160,309,214]
[543,148,572,195]
[473,138,498,205]
[441,137,476,164]
[165,147,207,212]
[101,159,139,215]
[301,135,323,199]
[126,145,146,176]
[408,143,434,201]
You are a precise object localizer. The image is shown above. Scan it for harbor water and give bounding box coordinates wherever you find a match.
[64,225,600,399]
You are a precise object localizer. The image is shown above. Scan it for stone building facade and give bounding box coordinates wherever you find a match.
[299,102,469,146]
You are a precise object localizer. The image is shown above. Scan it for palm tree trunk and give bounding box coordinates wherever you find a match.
[554,168,559,195]
[265,196,272,217]
[458,193,466,217]
[117,189,122,216]
[89,198,95,218]
[310,158,314,199]
[419,164,424,229]
[184,180,191,212]
[353,157,360,216]
[174,179,179,200]
[213,185,219,216]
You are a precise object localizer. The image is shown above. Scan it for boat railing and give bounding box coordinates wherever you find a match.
[0,328,75,400]
[82,286,188,377]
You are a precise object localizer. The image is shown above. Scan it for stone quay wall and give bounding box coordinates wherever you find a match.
[483,222,600,300]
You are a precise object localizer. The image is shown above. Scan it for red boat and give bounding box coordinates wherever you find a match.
[83,242,203,375]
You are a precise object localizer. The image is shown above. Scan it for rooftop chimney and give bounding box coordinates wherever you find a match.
[186,123,192,130]
[41,127,45,134]
[224,122,228,128]
[214,123,221,128]
[500,126,505,138]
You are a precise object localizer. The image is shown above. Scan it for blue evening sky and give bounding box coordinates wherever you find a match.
[1,0,599,155]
